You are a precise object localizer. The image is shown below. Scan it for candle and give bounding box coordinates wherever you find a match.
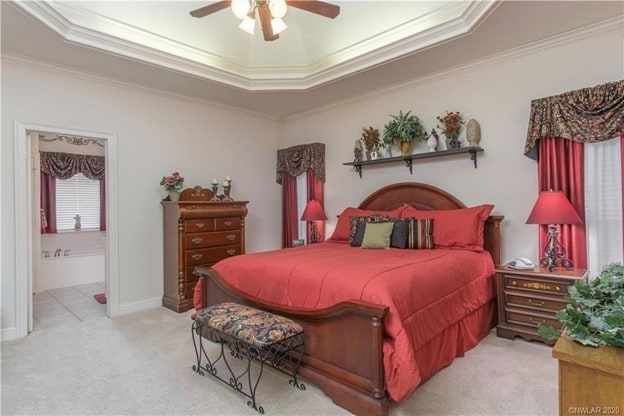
[212,178,218,184]
[223,180,229,187]
[225,176,231,181]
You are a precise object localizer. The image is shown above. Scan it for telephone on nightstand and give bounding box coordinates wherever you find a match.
[507,257,535,270]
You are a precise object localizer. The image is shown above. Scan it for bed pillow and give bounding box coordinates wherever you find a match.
[328,206,403,242]
[401,204,493,251]
[361,222,394,249]
[349,214,393,246]
[397,218,433,249]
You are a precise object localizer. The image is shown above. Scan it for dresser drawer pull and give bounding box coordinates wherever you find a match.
[528,299,545,307]
[196,223,206,229]
[192,254,203,261]
[226,249,236,256]
[192,238,203,244]
[529,317,545,325]
[224,221,232,226]
[192,270,200,276]
[226,234,236,241]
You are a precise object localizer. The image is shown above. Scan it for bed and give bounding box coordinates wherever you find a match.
[194,182,503,416]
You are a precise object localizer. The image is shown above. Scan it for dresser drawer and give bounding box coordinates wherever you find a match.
[184,230,241,249]
[504,275,570,296]
[506,308,563,330]
[215,217,242,231]
[185,265,217,284]
[185,245,241,266]
[505,292,567,313]
[184,219,215,233]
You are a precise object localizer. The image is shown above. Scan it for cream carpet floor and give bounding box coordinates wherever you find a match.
[1,307,557,415]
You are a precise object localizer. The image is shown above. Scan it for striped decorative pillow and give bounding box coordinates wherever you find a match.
[404,218,433,249]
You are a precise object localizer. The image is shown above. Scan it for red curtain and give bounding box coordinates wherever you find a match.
[281,172,298,248]
[621,135,624,251]
[100,179,106,232]
[537,137,587,268]
[306,168,325,242]
[40,172,57,234]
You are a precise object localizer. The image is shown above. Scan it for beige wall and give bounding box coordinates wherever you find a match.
[1,60,282,334]
[280,26,623,264]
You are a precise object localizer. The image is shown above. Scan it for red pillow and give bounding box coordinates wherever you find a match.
[401,204,493,251]
[328,206,404,242]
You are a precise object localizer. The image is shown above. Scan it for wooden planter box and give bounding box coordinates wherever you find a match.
[552,335,624,416]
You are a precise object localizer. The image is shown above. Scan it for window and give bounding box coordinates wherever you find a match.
[56,173,100,231]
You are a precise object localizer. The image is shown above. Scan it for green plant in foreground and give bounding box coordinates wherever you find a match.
[538,262,624,347]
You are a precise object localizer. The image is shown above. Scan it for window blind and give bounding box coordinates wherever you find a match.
[56,173,101,231]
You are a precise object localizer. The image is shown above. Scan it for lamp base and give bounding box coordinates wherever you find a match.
[309,222,321,244]
[540,224,574,271]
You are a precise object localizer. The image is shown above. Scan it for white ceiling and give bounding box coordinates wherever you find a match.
[2,1,623,118]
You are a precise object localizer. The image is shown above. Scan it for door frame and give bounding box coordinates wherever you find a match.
[14,121,119,338]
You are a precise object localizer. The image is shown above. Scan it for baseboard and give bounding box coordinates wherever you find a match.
[1,327,17,342]
[118,296,162,315]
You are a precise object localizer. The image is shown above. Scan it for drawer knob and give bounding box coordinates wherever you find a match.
[192,237,203,244]
[224,221,232,226]
[192,270,200,276]
[192,254,203,260]
[226,234,236,241]
[196,223,205,229]
[528,317,545,326]
[528,299,545,307]
[511,281,517,286]
[226,249,236,256]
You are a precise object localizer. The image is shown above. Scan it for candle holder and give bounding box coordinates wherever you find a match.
[210,183,220,201]
[222,180,233,202]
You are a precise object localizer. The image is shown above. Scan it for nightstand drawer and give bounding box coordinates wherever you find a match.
[505,292,566,313]
[506,308,563,330]
[504,275,570,296]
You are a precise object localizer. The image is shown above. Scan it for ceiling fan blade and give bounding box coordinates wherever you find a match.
[258,4,279,41]
[287,1,340,19]
[190,1,231,18]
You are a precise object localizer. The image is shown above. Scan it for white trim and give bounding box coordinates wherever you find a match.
[118,297,162,316]
[13,122,119,339]
[284,16,624,121]
[1,328,17,342]
[11,0,498,91]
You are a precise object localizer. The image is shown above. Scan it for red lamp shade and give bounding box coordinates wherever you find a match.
[526,191,582,225]
[301,200,327,221]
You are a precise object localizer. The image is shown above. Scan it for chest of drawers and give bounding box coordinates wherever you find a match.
[495,265,587,345]
[162,187,248,312]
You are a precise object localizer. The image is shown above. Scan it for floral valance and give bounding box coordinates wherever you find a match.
[40,151,105,180]
[524,80,624,160]
[276,143,325,184]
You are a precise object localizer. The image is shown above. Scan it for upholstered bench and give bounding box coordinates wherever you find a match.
[191,302,305,414]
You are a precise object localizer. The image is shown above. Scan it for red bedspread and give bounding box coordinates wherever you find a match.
[211,242,495,402]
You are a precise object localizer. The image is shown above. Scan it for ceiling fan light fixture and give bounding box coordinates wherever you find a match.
[231,0,251,19]
[271,18,287,35]
[239,14,256,35]
[269,0,287,19]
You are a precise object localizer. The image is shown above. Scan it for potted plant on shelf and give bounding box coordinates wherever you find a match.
[437,110,464,150]
[382,110,426,156]
[360,126,381,160]
[538,262,624,347]
[160,171,185,201]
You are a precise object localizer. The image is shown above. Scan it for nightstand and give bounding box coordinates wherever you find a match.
[495,265,588,345]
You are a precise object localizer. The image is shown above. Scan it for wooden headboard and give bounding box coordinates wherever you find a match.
[358,182,504,265]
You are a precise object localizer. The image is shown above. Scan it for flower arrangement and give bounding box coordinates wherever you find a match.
[436,111,464,139]
[160,171,184,193]
[360,126,381,151]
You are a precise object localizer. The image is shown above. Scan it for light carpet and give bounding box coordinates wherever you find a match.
[1,307,557,415]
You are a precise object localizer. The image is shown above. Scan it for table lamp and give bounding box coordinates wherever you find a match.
[526,190,583,271]
[301,200,327,244]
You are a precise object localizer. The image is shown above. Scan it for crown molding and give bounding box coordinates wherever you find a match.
[0,52,280,121]
[12,0,498,91]
[284,16,624,120]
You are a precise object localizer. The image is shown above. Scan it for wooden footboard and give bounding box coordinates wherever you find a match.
[196,266,390,416]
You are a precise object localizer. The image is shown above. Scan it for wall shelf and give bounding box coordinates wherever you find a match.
[343,146,483,178]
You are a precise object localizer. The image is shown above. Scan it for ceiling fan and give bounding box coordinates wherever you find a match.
[190,0,340,41]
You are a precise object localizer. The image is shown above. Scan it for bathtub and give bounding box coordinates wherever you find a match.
[37,232,106,293]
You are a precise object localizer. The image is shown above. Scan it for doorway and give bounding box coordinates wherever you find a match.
[14,121,119,337]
